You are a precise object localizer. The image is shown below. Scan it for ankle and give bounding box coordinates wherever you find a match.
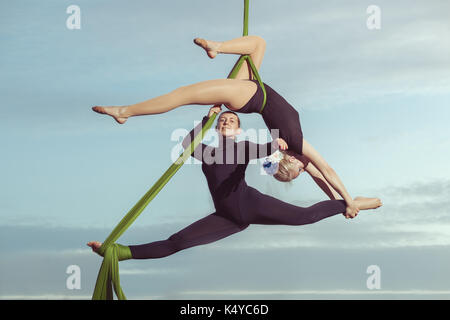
[213,40,222,53]
[118,106,131,118]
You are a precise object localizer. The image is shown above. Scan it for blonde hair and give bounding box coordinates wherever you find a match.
[273,151,299,182]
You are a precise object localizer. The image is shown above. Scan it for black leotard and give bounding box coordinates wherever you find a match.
[128,118,345,259]
[237,80,304,155]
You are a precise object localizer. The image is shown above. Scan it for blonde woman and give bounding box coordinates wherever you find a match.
[93,36,381,218]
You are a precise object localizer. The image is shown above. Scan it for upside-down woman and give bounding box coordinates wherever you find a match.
[92,35,381,218]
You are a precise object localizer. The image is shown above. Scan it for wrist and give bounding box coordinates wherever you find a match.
[344,197,354,206]
[273,139,279,148]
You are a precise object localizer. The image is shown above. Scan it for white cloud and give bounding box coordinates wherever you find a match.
[178,289,450,297]
[3,178,450,254]
[1,0,449,301]
[3,289,450,300]
[257,1,450,109]
[120,267,182,276]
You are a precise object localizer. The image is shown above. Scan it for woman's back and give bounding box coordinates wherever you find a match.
[236,80,304,156]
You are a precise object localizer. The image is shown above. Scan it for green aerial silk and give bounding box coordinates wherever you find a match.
[228,0,267,112]
[92,0,266,300]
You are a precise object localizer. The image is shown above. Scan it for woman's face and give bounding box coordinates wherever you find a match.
[286,154,305,179]
[216,113,241,137]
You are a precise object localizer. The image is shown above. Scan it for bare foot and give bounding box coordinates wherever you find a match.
[354,197,382,210]
[87,241,103,256]
[194,38,221,59]
[92,106,128,124]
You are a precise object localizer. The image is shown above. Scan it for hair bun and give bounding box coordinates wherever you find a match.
[262,150,284,175]
[263,161,279,175]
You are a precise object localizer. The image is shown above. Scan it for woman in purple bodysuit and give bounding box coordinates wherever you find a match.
[88,105,381,259]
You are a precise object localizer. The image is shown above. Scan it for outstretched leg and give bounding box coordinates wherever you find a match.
[88,213,248,260]
[92,79,257,124]
[243,188,379,226]
[194,35,266,80]
[129,213,247,259]
[246,193,348,226]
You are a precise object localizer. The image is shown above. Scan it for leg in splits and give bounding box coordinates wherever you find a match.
[88,213,248,259]
[92,79,257,124]
[242,187,380,226]
[194,35,266,80]
[92,36,266,124]
[242,187,347,226]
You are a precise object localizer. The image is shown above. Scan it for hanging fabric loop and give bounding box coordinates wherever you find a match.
[92,0,267,300]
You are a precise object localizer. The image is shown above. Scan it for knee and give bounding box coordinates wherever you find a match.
[253,36,266,46]
[239,223,250,231]
[290,210,319,226]
[167,233,187,252]
[172,85,188,97]
[253,36,266,51]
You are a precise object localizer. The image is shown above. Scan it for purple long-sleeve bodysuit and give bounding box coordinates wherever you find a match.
[129,116,345,259]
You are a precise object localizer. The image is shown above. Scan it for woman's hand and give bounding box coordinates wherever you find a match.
[344,202,360,219]
[208,104,222,117]
[276,138,288,151]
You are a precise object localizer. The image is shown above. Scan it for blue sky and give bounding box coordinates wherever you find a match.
[1,0,450,299]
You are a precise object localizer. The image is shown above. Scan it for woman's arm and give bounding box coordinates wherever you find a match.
[181,106,221,161]
[245,138,287,161]
[300,139,359,217]
[303,158,341,200]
